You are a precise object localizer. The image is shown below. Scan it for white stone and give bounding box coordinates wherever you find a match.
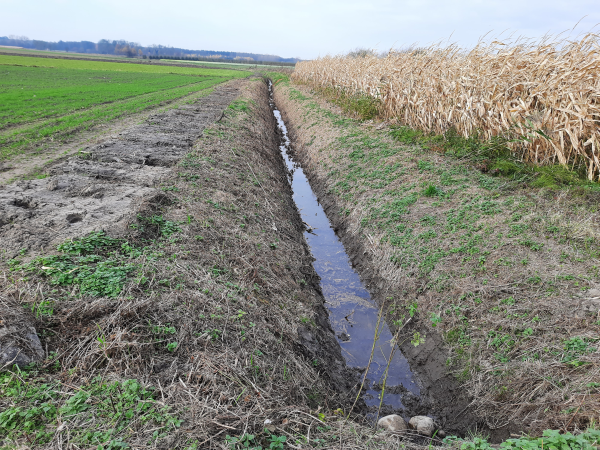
[377,414,408,432]
[409,416,435,436]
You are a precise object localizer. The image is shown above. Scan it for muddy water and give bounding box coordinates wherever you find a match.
[269,82,419,417]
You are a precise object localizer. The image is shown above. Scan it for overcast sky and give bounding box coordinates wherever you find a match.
[2,0,599,59]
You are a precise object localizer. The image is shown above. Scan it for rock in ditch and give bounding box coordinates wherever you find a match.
[0,295,45,369]
[409,415,435,436]
[378,414,408,432]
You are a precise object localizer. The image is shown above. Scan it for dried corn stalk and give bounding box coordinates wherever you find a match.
[293,34,600,180]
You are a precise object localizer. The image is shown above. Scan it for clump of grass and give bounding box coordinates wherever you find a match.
[316,86,382,121]
[9,231,135,298]
[0,367,182,447]
[389,125,597,189]
[423,183,442,197]
[8,218,179,298]
[446,428,600,450]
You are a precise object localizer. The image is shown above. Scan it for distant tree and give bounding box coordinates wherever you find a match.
[346,47,379,58]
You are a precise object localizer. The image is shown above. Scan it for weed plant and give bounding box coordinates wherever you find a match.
[0,367,182,447]
[9,215,180,298]
[446,428,600,450]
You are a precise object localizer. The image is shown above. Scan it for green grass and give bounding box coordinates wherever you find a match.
[0,54,250,77]
[0,367,182,448]
[0,65,220,129]
[389,125,595,189]
[9,216,180,298]
[447,428,600,450]
[0,55,248,160]
[9,231,137,298]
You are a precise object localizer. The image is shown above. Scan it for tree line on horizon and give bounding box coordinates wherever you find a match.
[0,35,300,63]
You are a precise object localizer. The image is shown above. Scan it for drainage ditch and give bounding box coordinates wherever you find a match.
[269,81,423,422]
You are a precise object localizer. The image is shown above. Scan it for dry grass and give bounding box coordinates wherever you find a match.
[293,34,600,180]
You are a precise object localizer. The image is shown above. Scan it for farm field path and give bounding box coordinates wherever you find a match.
[0,54,250,181]
[0,83,219,184]
[0,78,244,255]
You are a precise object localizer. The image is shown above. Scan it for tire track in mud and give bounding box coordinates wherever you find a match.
[0,80,244,258]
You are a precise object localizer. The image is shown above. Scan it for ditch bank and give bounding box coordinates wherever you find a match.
[271,81,487,438]
[0,78,369,449]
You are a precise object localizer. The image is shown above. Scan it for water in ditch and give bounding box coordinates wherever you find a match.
[269,82,420,416]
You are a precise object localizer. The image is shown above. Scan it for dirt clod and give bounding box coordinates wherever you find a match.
[0,295,44,369]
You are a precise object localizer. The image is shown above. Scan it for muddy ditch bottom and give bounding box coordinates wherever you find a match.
[269,82,422,420]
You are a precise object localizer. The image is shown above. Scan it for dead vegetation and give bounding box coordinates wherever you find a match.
[293,33,600,180]
[274,77,600,437]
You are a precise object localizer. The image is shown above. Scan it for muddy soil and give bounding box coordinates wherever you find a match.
[0,82,243,258]
[272,83,517,441]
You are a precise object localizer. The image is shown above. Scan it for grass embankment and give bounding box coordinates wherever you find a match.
[273,75,600,436]
[0,55,249,160]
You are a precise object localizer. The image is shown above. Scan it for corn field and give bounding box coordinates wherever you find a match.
[293,34,600,180]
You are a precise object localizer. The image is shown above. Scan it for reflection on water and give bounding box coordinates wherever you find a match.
[270,82,419,414]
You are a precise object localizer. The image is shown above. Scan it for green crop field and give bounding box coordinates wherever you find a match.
[162,59,293,69]
[0,54,248,77]
[0,47,129,60]
[0,55,249,160]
